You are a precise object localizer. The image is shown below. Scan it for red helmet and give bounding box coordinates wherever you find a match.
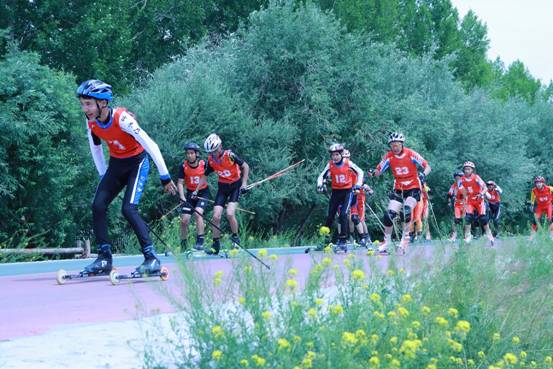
[535,176,545,184]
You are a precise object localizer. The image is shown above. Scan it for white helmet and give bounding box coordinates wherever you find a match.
[463,161,476,169]
[328,143,344,153]
[204,133,222,153]
[388,132,405,144]
[342,149,350,158]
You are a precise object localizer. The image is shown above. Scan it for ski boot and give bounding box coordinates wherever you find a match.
[194,235,205,250]
[135,245,161,275]
[333,237,348,253]
[398,236,409,255]
[206,238,221,255]
[83,244,113,274]
[230,234,240,249]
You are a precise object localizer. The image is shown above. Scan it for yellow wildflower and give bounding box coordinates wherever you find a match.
[390,336,398,345]
[512,336,520,345]
[293,335,302,343]
[302,358,313,368]
[492,332,501,342]
[447,339,463,352]
[211,325,224,338]
[384,354,392,360]
[401,294,412,303]
[261,310,272,320]
[370,293,381,302]
[315,298,324,306]
[239,296,246,304]
[387,269,396,277]
[448,308,459,318]
[387,311,397,319]
[371,334,379,343]
[229,248,239,257]
[277,338,291,351]
[468,359,475,366]
[352,269,365,280]
[330,304,344,315]
[240,359,249,366]
[288,268,298,276]
[398,306,409,318]
[258,249,267,257]
[399,339,422,359]
[319,226,330,236]
[412,321,422,329]
[212,350,223,361]
[478,351,486,358]
[251,354,266,367]
[355,329,366,339]
[214,271,223,279]
[269,254,278,261]
[427,365,437,369]
[322,257,332,266]
[343,258,351,268]
[373,311,385,319]
[391,359,401,367]
[503,353,517,365]
[454,320,471,336]
[422,306,431,315]
[520,351,527,360]
[367,249,375,256]
[545,356,552,365]
[307,308,317,318]
[435,316,449,327]
[342,331,358,346]
[286,279,298,291]
[369,356,380,367]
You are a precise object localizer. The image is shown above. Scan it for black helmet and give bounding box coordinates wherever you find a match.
[453,171,463,179]
[183,142,201,152]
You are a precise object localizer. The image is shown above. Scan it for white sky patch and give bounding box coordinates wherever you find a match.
[451,0,553,84]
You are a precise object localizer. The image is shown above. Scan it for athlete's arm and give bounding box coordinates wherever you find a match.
[87,122,107,176]
[118,111,171,183]
[495,185,503,195]
[230,152,249,188]
[317,163,330,187]
[177,164,186,201]
[349,161,364,186]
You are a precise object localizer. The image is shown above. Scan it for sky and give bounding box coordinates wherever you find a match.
[450,0,553,84]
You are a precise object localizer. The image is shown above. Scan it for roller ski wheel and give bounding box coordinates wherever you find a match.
[56,268,114,285]
[109,266,169,285]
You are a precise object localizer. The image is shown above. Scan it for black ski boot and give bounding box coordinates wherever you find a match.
[231,234,240,249]
[206,238,221,255]
[83,244,113,274]
[333,237,348,253]
[135,245,161,275]
[194,235,205,250]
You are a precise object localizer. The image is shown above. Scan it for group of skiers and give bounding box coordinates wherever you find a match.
[76,78,553,275]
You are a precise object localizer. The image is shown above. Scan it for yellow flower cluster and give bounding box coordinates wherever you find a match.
[322,257,332,267]
[342,331,358,346]
[448,307,459,318]
[401,294,412,303]
[288,268,298,276]
[211,325,224,338]
[454,320,471,335]
[330,304,344,315]
[286,279,298,291]
[422,306,431,315]
[251,354,266,367]
[307,308,317,318]
[369,356,380,367]
[213,271,223,286]
[370,293,381,302]
[399,339,422,359]
[447,338,463,352]
[435,316,449,327]
[212,350,223,361]
[229,248,239,257]
[397,306,409,318]
[240,359,249,366]
[503,353,518,365]
[277,338,291,351]
[315,298,324,306]
[262,310,272,320]
[351,269,365,280]
[319,226,330,236]
[258,249,268,257]
[301,351,316,368]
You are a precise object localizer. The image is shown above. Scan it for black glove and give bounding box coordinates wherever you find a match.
[240,187,249,195]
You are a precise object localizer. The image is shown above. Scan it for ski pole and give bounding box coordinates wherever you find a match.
[196,196,256,215]
[244,159,305,191]
[180,199,270,270]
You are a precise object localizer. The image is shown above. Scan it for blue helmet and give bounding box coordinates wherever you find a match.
[76,79,113,101]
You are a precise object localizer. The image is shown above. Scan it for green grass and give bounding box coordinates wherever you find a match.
[142,231,553,369]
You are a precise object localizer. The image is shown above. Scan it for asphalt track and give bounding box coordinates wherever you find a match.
[0,241,484,341]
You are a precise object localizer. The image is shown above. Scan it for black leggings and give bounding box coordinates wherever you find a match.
[325,189,353,238]
[92,152,151,251]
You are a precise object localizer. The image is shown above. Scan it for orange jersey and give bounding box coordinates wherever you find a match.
[182,160,208,191]
[448,182,464,205]
[459,174,486,201]
[329,159,354,189]
[376,147,428,191]
[207,150,242,184]
[531,186,553,207]
[488,189,501,204]
[88,108,144,159]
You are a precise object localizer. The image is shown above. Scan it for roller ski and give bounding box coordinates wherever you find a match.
[332,237,348,254]
[57,244,113,285]
[110,246,168,285]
